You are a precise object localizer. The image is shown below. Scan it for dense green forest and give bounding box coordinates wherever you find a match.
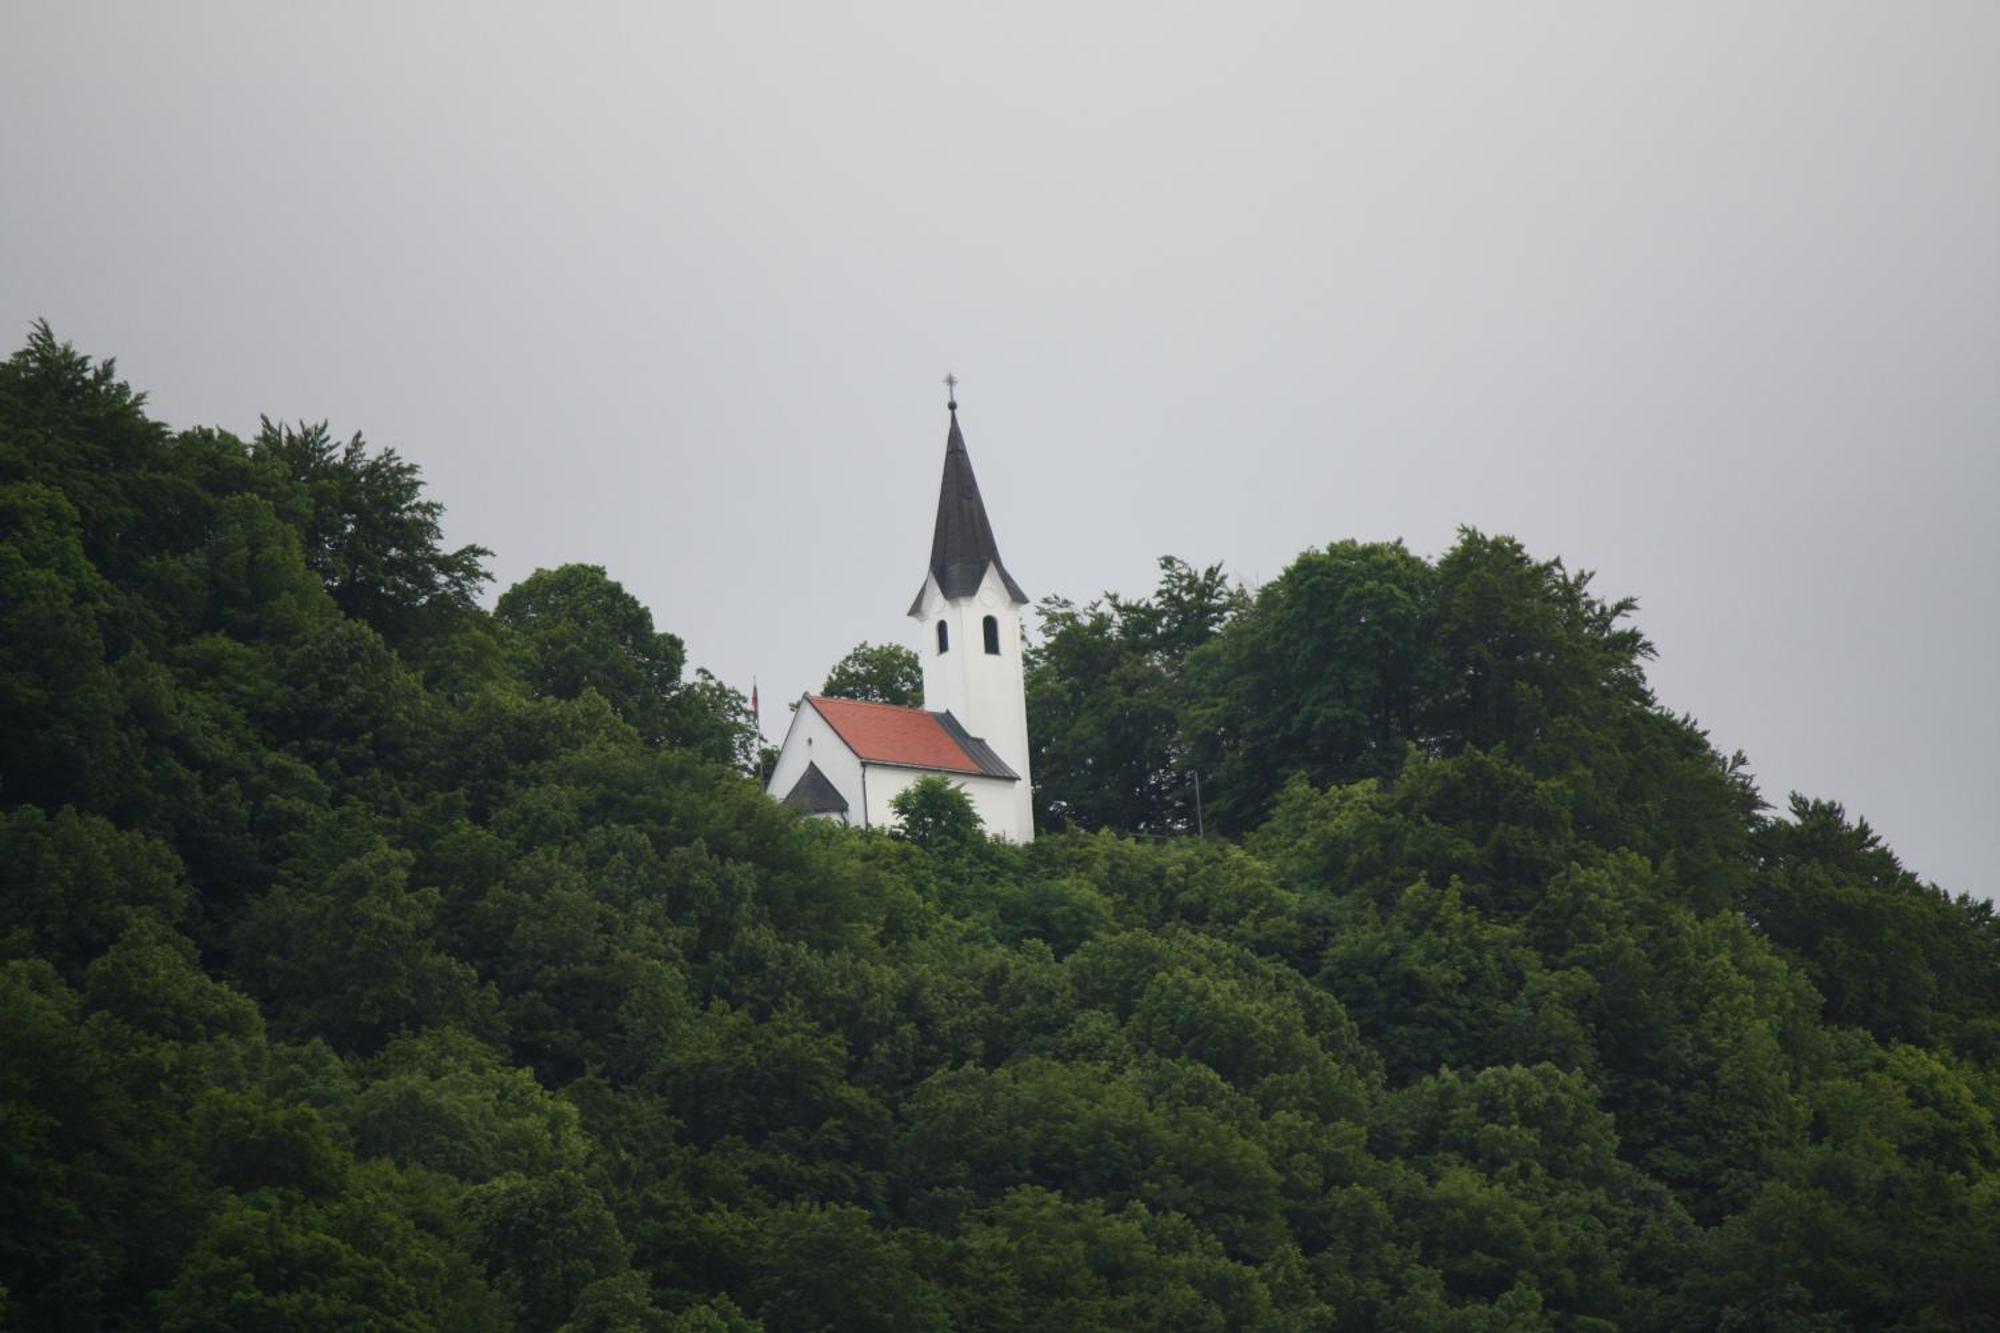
[3,323,1997,1331]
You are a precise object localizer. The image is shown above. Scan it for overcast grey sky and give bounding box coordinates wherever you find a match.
[4,3,1994,897]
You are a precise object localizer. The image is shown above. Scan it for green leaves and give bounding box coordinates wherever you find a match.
[1027,556,1238,835]
[889,774,986,854]
[1046,533,1725,857]
[497,564,687,738]
[5,325,1996,1332]
[230,831,497,1051]
[1749,795,2000,1050]
[346,1031,590,1182]
[820,641,922,708]
[464,1170,631,1333]
[1183,539,1436,832]
[1320,879,1591,1084]
[0,807,189,980]
[496,564,756,765]
[0,482,123,810]
[250,418,491,653]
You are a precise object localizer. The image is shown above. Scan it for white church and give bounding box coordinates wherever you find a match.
[764,394,1035,842]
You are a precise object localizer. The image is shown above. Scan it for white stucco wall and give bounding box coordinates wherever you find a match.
[764,696,863,825]
[860,764,1023,841]
[910,564,1035,841]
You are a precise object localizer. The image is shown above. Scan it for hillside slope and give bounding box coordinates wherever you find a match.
[3,327,1996,1331]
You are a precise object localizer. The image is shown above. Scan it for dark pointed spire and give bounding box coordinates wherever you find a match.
[909,393,1028,615]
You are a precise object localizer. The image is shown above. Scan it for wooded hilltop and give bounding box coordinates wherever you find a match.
[3,325,1996,1331]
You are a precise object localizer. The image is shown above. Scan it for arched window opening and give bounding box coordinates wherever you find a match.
[983,615,1001,655]
[936,620,949,654]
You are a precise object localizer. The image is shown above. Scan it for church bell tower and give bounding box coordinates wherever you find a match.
[907,386,1034,840]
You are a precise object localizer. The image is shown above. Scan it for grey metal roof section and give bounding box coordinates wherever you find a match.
[908,406,1029,615]
[935,711,1021,781]
[782,761,850,814]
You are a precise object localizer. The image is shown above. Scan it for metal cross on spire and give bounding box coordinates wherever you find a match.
[944,372,958,411]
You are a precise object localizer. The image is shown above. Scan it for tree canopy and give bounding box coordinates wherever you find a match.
[4,325,1997,1331]
[821,641,923,708]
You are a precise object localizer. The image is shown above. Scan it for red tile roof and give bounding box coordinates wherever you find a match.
[807,695,983,774]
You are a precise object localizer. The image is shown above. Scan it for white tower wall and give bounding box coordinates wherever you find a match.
[912,564,1034,841]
